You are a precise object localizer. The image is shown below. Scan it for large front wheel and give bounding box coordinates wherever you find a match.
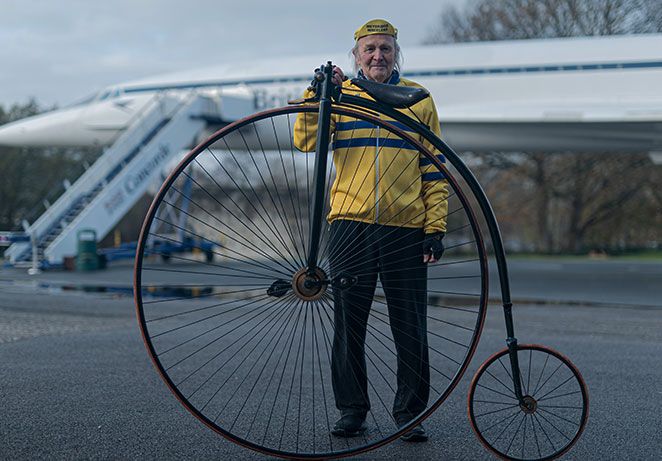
[134,105,489,459]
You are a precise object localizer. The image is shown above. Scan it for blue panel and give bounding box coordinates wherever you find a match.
[421,171,447,181]
[120,61,662,95]
[336,120,417,133]
[333,137,418,150]
[419,154,446,166]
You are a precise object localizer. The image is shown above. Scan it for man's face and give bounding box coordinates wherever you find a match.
[355,34,396,83]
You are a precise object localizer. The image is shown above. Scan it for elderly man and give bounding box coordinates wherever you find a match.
[294,19,448,442]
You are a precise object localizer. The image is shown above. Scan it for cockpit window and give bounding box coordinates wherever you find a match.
[65,92,98,108]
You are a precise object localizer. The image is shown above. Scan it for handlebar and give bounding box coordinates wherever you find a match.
[307,62,346,96]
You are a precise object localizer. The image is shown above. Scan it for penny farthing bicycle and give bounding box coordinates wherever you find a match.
[134,63,589,460]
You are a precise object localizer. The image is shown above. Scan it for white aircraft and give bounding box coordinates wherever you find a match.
[0,33,661,154]
[4,33,662,267]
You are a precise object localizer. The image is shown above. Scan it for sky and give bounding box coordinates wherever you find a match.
[0,0,467,108]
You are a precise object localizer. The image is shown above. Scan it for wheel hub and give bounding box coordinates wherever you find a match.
[292,267,327,301]
[520,395,537,414]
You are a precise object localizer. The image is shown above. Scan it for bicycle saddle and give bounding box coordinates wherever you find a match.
[350,78,429,108]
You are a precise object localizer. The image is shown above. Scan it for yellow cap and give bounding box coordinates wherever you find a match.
[354,19,398,41]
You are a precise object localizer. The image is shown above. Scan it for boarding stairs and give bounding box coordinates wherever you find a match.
[6,92,216,266]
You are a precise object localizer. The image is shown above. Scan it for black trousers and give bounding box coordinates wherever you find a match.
[329,219,429,424]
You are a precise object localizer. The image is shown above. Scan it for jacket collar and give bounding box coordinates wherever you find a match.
[356,69,400,85]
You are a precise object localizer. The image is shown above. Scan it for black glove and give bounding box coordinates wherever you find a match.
[422,232,445,262]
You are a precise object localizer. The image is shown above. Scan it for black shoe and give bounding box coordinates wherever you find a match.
[400,424,428,442]
[331,414,367,437]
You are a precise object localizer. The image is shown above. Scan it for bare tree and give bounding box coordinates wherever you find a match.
[555,154,652,252]
[425,0,661,44]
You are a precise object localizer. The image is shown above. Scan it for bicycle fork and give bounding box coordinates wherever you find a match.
[267,62,357,301]
[442,134,529,407]
[489,205,529,409]
[306,63,334,272]
[504,303,531,409]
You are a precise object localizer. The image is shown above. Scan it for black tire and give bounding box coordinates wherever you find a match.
[134,105,489,459]
[468,344,589,460]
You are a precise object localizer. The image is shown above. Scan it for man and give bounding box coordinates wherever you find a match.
[293,19,448,442]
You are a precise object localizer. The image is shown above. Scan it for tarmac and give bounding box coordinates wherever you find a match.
[2,257,660,307]
[1,257,661,460]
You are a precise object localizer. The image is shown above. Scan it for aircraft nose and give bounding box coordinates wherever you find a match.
[0,106,93,147]
[0,118,34,146]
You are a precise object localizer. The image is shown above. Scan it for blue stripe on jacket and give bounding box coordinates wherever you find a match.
[421,171,447,181]
[332,137,418,150]
[419,154,446,166]
[335,120,417,134]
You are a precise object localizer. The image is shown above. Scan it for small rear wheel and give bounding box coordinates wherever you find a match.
[468,344,588,460]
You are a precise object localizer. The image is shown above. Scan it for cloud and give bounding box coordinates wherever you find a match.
[0,0,466,107]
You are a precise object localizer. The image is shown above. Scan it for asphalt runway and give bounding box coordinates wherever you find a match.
[1,260,661,460]
[3,257,660,307]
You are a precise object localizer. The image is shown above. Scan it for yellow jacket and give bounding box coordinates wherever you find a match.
[293,77,448,233]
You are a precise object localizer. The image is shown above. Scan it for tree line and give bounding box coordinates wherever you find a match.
[425,0,662,253]
[0,101,101,233]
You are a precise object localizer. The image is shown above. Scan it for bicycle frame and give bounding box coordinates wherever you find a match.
[133,60,588,460]
[307,62,527,405]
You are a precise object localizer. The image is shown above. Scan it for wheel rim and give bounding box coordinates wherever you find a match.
[134,105,490,459]
[468,344,589,461]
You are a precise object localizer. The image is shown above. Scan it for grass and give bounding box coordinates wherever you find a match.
[507,250,662,262]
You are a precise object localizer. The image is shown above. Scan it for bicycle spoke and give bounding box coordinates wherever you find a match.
[166,295,287,373]
[245,299,304,441]
[148,228,289,278]
[530,413,542,460]
[178,164,299,272]
[251,122,307,267]
[276,115,309,263]
[536,375,578,402]
[203,298,296,416]
[327,199,462,272]
[538,390,583,402]
[504,412,526,456]
[146,289,265,321]
[320,292,443,396]
[318,297,400,430]
[331,287,473,355]
[219,137,304,269]
[227,300,301,432]
[260,301,306,446]
[474,404,521,419]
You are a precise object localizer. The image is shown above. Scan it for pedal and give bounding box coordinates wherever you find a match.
[267,279,291,297]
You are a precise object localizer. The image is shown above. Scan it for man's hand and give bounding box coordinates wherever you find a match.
[308,66,346,93]
[332,66,346,86]
[422,232,445,264]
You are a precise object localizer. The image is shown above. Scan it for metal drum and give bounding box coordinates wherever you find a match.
[76,229,99,271]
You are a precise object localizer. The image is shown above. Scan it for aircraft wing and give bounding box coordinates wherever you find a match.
[437,100,662,153]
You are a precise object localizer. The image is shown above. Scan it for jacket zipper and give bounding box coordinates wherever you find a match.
[375,125,380,223]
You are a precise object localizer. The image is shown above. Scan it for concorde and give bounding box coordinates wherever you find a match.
[1,34,661,154]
